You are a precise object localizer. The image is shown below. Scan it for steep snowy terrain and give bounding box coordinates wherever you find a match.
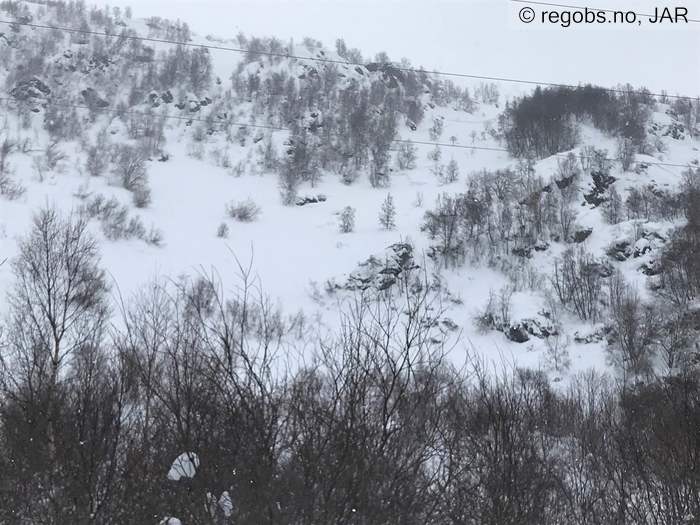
[0,0,698,383]
[4,2,700,524]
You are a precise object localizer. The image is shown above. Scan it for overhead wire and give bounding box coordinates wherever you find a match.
[1,96,694,172]
[0,16,697,101]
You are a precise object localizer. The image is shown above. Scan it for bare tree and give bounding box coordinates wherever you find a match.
[550,248,604,322]
[339,206,356,233]
[1,207,111,521]
[113,145,152,207]
[378,193,396,230]
[616,137,636,172]
[607,272,657,380]
[396,141,417,170]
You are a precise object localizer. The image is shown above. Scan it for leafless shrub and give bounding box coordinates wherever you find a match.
[550,247,605,322]
[607,271,658,380]
[396,141,417,170]
[0,173,25,200]
[85,145,108,177]
[616,137,636,172]
[339,206,356,233]
[45,141,66,170]
[132,183,152,208]
[543,332,571,377]
[113,145,149,192]
[226,199,261,222]
[216,222,229,238]
[80,194,161,245]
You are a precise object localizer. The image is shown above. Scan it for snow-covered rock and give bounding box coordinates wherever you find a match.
[167,452,200,481]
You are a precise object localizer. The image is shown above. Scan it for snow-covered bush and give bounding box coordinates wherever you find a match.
[85,145,108,177]
[216,222,230,238]
[112,145,153,207]
[339,206,356,233]
[378,193,396,230]
[44,141,66,170]
[428,117,444,141]
[427,145,442,162]
[616,137,636,172]
[543,333,571,377]
[396,141,417,170]
[441,159,459,184]
[0,173,25,200]
[81,194,161,245]
[603,185,623,224]
[144,226,164,247]
[132,183,152,209]
[549,247,605,322]
[226,199,261,222]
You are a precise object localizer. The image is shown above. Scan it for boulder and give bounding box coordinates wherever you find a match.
[607,240,632,261]
[583,171,616,207]
[81,87,109,109]
[573,228,593,243]
[10,77,51,101]
[507,323,530,343]
[295,194,327,207]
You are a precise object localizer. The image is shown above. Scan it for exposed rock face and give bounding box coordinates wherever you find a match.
[606,229,667,263]
[607,240,632,261]
[87,54,112,72]
[512,246,533,258]
[81,87,109,109]
[664,121,685,140]
[507,323,531,343]
[148,91,175,107]
[365,62,405,89]
[345,243,418,292]
[504,317,558,343]
[10,77,51,101]
[634,230,666,257]
[173,97,212,112]
[574,325,610,344]
[512,241,550,258]
[554,174,576,190]
[295,194,327,207]
[583,171,616,206]
[573,228,593,243]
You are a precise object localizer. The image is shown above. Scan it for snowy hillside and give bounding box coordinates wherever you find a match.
[1,1,700,523]
[1,1,698,380]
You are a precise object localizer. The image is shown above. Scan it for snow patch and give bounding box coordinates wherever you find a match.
[167,452,200,481]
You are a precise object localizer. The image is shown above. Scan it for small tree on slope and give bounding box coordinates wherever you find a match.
[379,193,396,230]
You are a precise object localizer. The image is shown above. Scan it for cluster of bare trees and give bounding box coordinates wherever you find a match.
[2,0,487,207]
[500,84,655,159]
[1,0,209,171]
[421,156,585,267]
[0,135,25,200]
[657,168,700,304]
[550,247,606,322]
[0,206,698,524]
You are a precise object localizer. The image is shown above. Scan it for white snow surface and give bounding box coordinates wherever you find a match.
[167,452,200,481]
[0,5,698,386]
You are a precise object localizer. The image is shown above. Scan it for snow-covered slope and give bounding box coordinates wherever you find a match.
[1,0,698,383]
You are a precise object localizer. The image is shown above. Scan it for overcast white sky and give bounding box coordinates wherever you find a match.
[115,0,699,96]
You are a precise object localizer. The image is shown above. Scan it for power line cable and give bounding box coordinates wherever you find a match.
[393,138,696,170]
[0,17,698,101]
[2,96,694,171]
